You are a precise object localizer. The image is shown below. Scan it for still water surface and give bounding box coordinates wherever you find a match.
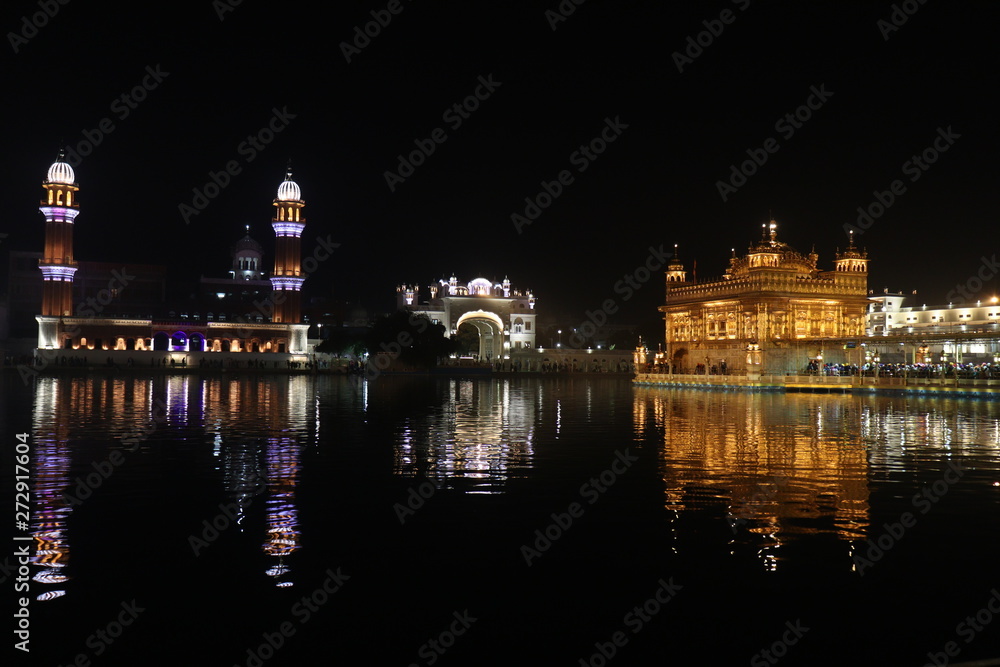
[5,373,1000,665]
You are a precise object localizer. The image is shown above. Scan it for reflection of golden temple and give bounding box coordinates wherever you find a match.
[634,387,871,570]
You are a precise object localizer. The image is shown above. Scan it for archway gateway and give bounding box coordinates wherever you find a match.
[455,310,505,360]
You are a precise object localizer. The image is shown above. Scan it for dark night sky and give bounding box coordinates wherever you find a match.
[2,1,997,333]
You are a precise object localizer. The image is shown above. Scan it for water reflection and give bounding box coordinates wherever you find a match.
[634,388,871,570]
[635,388,1000,572]
[201,376,312,586]
[31,379,71,600]
[390,379,536,494]
[858,397,1000,467]
[30,374,313,596]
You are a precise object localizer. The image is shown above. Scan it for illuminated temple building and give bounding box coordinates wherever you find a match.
[397,276,537,360]
[34,152,310,356]
[659,220,869,373]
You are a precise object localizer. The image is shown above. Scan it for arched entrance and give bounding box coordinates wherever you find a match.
[455,310,505,361]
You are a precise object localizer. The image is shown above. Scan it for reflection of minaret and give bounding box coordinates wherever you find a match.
[32,378,73,601]
[264,435,300,586]
[270,167,305,324]
[36,151,81,349]
[206,376,308,586]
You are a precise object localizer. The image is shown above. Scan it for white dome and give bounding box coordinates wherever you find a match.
[277,171,301,201]
[468,278,494,295]
[46,157,75,185]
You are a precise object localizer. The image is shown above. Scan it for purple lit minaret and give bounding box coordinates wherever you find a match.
[269,167,304,323]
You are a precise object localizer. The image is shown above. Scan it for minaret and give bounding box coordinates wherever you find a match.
[270,167,305,323]
[39,150,80,317]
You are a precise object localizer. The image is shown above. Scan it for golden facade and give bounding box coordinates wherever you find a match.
[659,221,869,373]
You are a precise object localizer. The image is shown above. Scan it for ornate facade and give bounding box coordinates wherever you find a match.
[35,153,310,356]
[397,276,536,359]
[659,221,869,373]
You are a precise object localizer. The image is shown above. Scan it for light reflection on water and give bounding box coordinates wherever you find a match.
[22,374,1000,602]
[28,374,315,598]
[390,379,536,494]
[633,387,1000,572]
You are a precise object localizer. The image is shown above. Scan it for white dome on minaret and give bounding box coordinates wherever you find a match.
[276,168,301,202]
[45,150,75,184]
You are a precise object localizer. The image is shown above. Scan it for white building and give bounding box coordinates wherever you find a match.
[867,292,1000,336]
[397,276,536,360]
[866,292,1000,363]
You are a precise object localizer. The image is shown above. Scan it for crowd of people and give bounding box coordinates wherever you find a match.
[807,361,1000,379]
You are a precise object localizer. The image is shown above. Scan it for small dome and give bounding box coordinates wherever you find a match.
[46,151,75,185]
[235,233,263,255]
[276,169,301,202]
